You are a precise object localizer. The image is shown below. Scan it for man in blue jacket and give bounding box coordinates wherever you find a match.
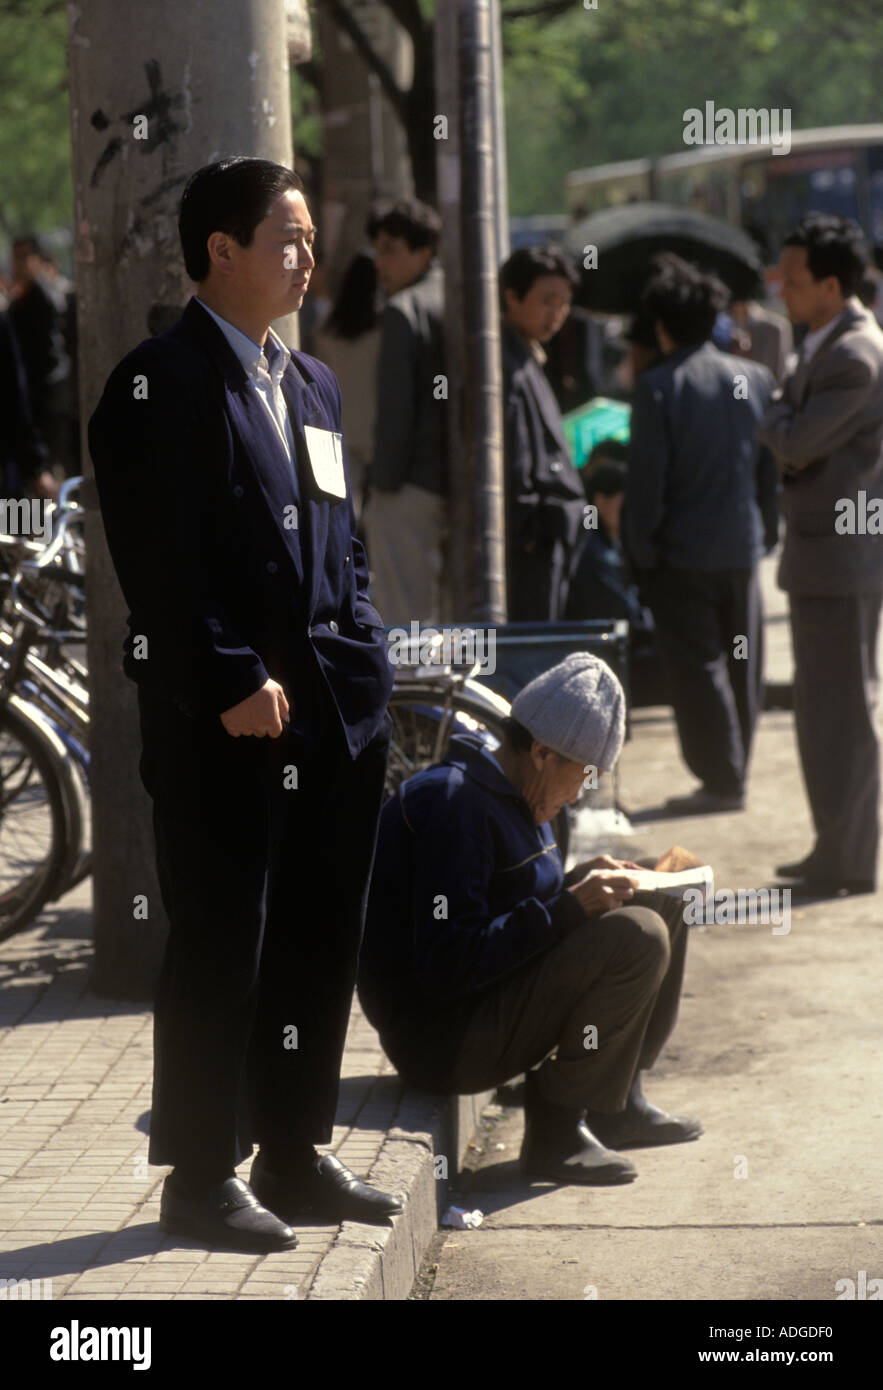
[358,654,702,1186]
[89,158,400,1252]
[625,255,779,813]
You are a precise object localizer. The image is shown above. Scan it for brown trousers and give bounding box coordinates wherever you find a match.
[382,890,689,1113]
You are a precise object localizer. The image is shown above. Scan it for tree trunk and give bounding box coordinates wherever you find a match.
[67,0,295,998]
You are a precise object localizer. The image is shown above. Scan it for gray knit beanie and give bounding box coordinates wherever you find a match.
[510,652,626,771]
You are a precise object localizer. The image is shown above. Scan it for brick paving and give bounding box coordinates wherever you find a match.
[0,888,404,1300]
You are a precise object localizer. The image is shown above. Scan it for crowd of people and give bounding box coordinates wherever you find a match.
[309,200,882,889]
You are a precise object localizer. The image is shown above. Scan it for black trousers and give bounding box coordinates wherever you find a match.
[508,538,572,622]
[381,890,689,1113]
[790,592,882,884]
[138,689,391,1173]
[647,565,763,798]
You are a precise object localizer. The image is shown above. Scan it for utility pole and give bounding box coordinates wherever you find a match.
[67,0,295,997]
[436,0,507,624]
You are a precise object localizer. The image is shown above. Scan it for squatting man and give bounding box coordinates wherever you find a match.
[359,653,703,1185]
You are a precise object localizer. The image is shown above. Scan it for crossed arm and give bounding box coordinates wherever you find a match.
[760,348,876,474]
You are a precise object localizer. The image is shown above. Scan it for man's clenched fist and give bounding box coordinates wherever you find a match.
[220,679,291,738]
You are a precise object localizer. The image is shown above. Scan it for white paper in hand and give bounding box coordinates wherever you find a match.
[304,425,347,497]
[626,866,714,901]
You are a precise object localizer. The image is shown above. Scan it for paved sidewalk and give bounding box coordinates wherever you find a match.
[0,889,417,1300]
[426,559,883,1301]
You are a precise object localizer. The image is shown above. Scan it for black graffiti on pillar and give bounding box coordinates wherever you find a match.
[114,172,191,262]
[89,60,186,188]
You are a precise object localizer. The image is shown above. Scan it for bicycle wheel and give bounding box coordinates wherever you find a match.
[385,684,572,862]
[0,700,70,940]
[386,684,509,798]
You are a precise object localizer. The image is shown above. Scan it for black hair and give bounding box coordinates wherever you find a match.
[639,252,728,347]
[625,309,660,349]
[784,213,868,298]
[178,157,304,283]
[12,233,46,259]
[586,461,628,497]
[366,198,441,254]
[588,438,628,466]
[499,244,579,306]
[324,251,380,339]
[857,274,880,309]
[500,717,535,752]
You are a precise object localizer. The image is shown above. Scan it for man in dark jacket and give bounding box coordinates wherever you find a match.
[362,198,447,623]
[89,158,400,1253]
[500,246,587,621]
[8,236,72,469]
[0,310,56,499]
[625,255,779,813]
[359,654,702,1187]
[565,458,663,706]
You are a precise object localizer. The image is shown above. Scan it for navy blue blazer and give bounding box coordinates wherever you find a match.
[88,297,393,758]
[625,341,778,574]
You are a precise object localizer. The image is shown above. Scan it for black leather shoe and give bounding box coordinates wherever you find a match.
[789,876,875,898]
[585,1099,703,1150]
[159,1175,298,1252]
[519,1070,637,1186]
[664,789,744,814]
[250,1150,403,1225]
[775,855,817,878]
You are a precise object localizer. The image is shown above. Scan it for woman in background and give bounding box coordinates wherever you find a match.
[314,251,381,526]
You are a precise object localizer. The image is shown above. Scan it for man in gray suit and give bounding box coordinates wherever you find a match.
[760,214,883,894]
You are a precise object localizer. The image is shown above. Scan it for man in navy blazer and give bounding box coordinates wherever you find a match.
[89,158,400,1252]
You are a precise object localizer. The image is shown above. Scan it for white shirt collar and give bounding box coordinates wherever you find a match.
[195,298,291,382]
[800,307,849,364]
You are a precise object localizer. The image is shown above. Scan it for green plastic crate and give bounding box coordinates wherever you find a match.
[562,396,631,469]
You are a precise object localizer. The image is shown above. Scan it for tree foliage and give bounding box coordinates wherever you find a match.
[503,0,883,213]
[2,0,882,237]
[0,0,71,238]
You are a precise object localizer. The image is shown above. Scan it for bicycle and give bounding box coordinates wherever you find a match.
[1,487,91,940]
[383,630,573,861]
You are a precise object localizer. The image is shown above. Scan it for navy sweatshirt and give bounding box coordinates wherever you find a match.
[357,733,586,1041]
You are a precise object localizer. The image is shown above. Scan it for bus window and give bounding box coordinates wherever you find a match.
[867,145,883,245]
[742,151,861,261]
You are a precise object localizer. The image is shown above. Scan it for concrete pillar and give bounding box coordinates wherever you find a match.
[67,0,294,996]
